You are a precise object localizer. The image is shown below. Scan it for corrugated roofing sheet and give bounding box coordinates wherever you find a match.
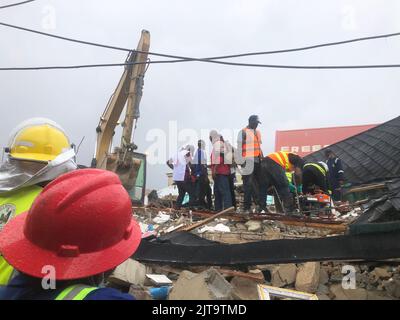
[304,116,400,185]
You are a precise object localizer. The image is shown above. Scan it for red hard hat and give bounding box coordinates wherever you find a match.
[0,169,141,280]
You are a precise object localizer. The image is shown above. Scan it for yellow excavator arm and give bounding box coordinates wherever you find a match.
[92,30,150,197]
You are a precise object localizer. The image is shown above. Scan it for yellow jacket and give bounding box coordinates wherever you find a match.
[0,185,42,285]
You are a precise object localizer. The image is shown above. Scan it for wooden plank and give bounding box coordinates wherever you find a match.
[180,207,235,232]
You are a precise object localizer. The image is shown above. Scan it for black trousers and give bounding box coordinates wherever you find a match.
[195,175,212,209]
[175,180,195,209]
[229,173,237,209]
[302,166,329,194]
[260,157,292,210]
[242,160,267,209]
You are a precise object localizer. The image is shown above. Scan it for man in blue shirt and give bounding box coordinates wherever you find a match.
[192,140,212,209]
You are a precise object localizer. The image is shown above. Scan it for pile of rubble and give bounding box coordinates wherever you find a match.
[107,258,400,300]
[120,207,400,300]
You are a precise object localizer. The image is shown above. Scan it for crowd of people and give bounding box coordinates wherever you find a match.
[167,115,346,214]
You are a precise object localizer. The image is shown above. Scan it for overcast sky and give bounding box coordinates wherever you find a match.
[0,0,400,189]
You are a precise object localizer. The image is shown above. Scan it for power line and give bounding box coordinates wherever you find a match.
[0,0,36,9]
[1,21,400,70]
[2,59,400,71]
[0,21,400,63]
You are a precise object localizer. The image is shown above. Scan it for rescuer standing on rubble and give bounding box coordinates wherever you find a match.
[210,130,232,211]
[167,145,195,209]
[192,140,212,210]
[0,118,77,286]
[0,169,141,300]
[325,149,345,202]
[261,151,304,214]
[237,115,267,213]
[302,161,331,195]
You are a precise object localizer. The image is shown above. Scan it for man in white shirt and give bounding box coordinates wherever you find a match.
[167,145,195,209]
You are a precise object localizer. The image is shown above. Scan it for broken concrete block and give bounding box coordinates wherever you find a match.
[319,268,329,285]
[169,269,233,300]
[245,220,262,232]
[295,262,320,293]
[383,279,400,298]
[271,264,297,287]
[235,223,247,231]
[317,284,330,295]
[230,276,259,300]
[109,259,148,287]
[371,267,392,280]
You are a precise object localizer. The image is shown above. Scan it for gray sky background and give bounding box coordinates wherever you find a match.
[0,0,400,189]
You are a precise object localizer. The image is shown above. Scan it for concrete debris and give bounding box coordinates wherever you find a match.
[295,262,320,293]
[235,223,247,231]
[382,279,400,298]
[319,268,330,285]
[109,259,149,287]
[245,220,262,232]
[169,269,233,300]
[371,267,392,280]
[271,264,297,287]
[130,207,400,300]
[330,285,368,300]
[231,276,259,300]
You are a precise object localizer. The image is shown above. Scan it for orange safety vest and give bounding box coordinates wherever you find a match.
[241,128,262,158]
[268,151,294,172]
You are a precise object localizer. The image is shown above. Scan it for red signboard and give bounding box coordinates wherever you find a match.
[275,124,378,157]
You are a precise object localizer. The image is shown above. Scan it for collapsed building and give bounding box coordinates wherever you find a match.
[109,115,400,300]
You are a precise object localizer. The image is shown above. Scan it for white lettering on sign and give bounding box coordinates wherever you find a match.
[280,144,331,154]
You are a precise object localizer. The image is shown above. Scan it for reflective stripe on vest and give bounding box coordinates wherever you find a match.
[304,163,327,177]
[0,185,43,286]
[268,152,292,171]
[55,284,98,300]
[286,172,294,183]
[242,128,262,158]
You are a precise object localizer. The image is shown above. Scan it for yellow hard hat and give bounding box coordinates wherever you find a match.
[8,118,71,162]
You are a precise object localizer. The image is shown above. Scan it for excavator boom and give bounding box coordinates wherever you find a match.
[93,30,150,204]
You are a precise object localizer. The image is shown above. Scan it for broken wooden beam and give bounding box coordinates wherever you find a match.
[179,207,235,232]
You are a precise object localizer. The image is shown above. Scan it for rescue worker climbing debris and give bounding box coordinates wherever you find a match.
[302,161,331,195]
[0,169,142,300]
[260,151,304,214]
[0,118,77,286]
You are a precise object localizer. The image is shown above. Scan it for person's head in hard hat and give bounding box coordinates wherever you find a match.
[0,118,77,286]
[0,169,142,300]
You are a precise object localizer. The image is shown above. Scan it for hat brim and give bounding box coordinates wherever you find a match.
[10,153,55,162]
[0,212,142,280]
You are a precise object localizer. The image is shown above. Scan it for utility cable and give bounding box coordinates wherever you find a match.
[0,0,36,9]
[0,21,400,63]
[1,60,400,71]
